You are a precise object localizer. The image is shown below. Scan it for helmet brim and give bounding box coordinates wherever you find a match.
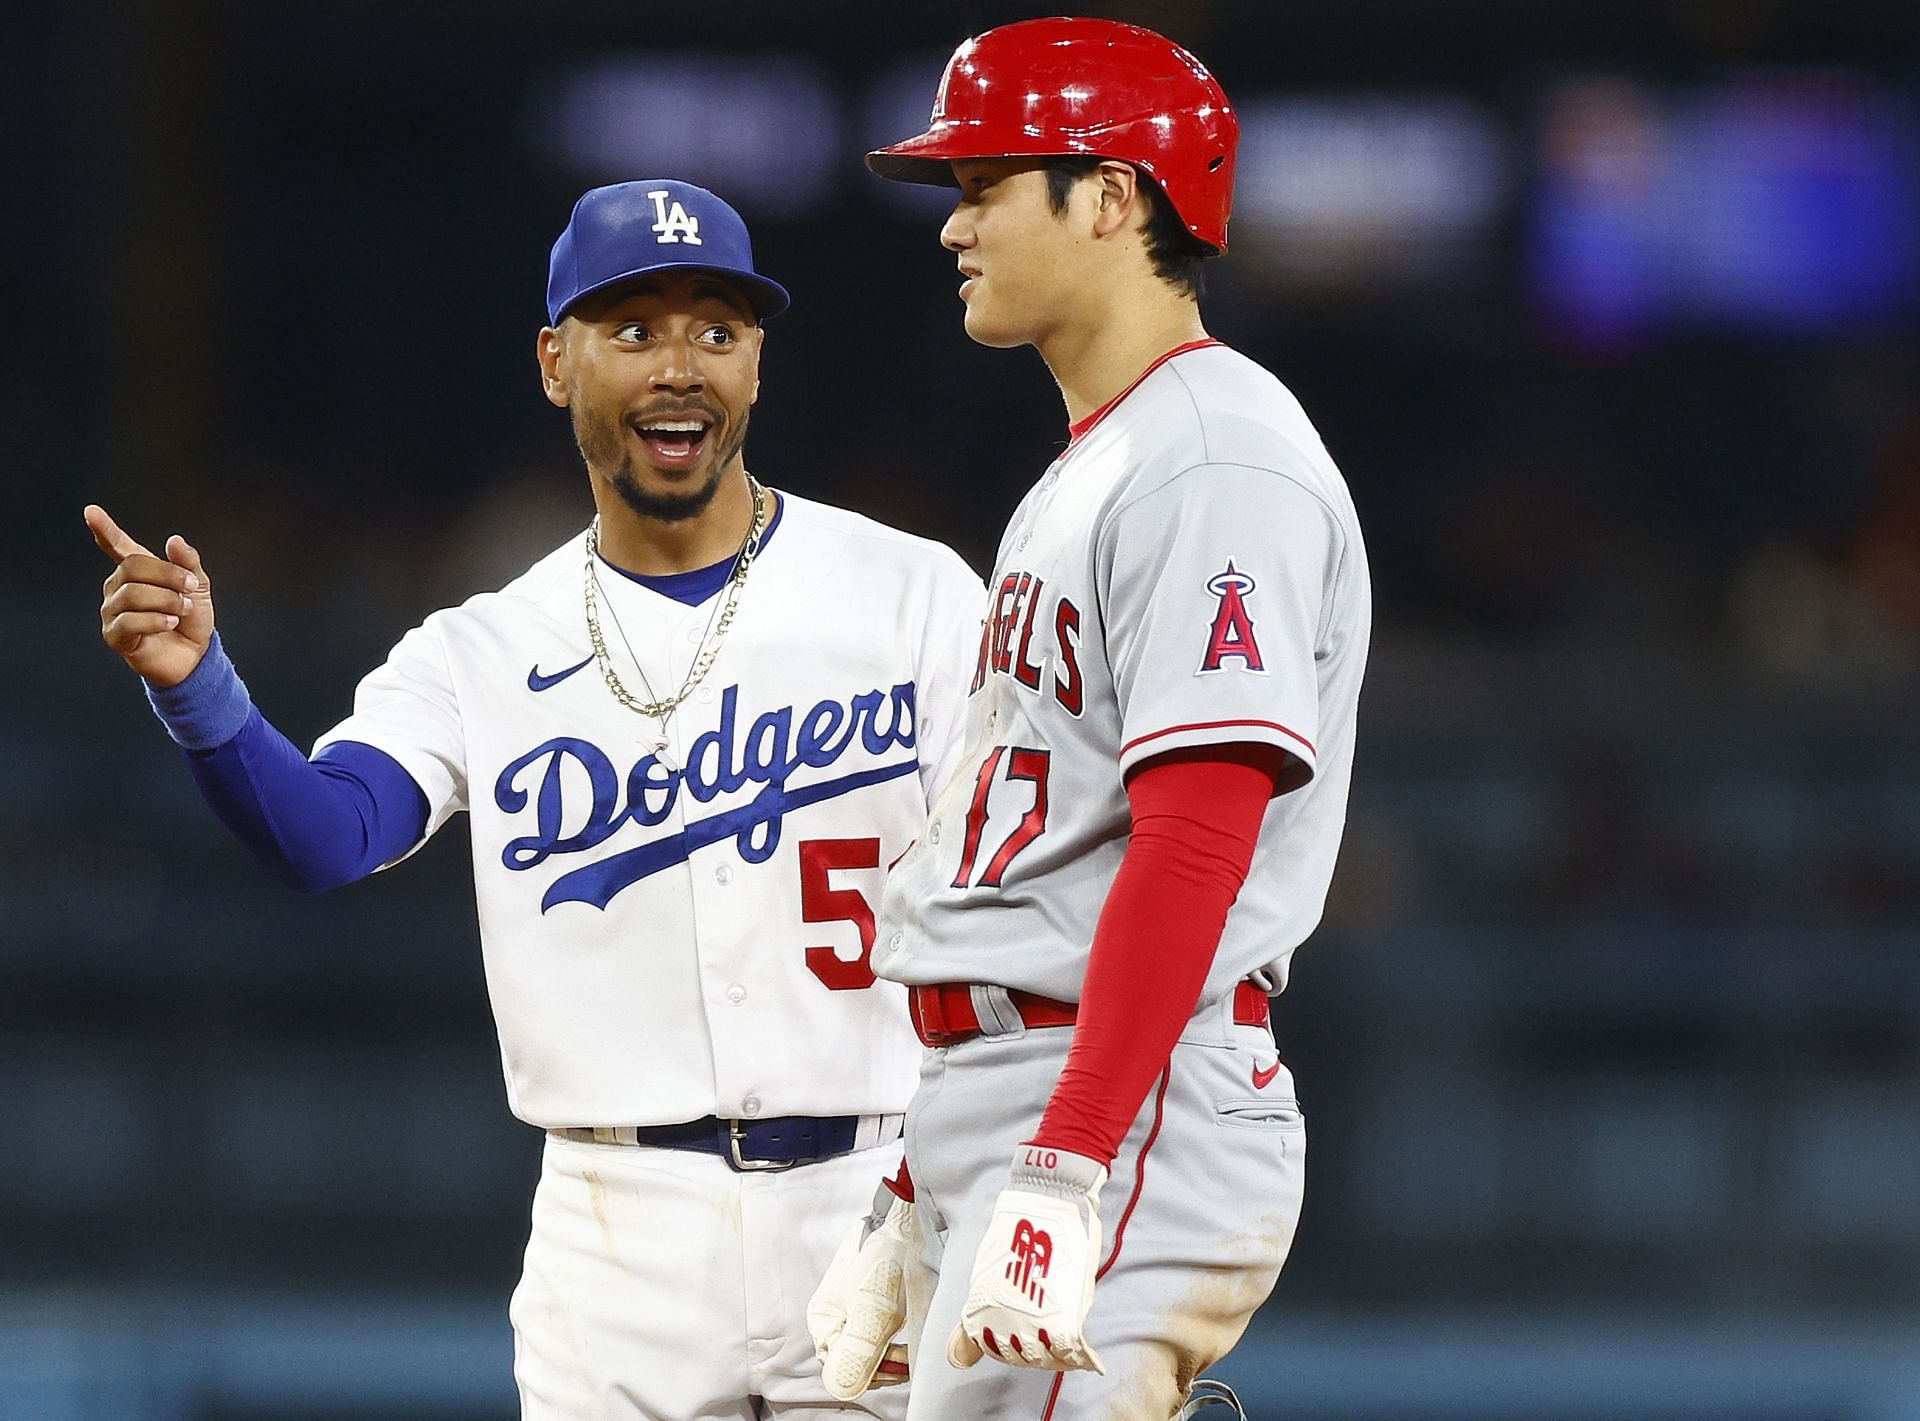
[865,131,1229,252]
[865,148,961,187]
[866,123,1099,187]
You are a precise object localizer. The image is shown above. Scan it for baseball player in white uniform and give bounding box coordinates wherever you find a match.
[806,21,1371,1420]
[87,179,983,1420]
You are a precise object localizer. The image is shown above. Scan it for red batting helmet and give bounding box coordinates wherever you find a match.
[866,17,1240,251]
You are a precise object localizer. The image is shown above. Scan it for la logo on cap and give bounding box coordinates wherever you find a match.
[647,189,703,246]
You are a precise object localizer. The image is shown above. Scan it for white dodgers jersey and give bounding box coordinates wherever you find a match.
[313,492,984,1129]
[874,341,1371,1006]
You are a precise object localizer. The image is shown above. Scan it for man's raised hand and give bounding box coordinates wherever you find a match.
[85,505,215,688]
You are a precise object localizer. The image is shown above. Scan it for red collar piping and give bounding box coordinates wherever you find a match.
[1066,338,1224,446]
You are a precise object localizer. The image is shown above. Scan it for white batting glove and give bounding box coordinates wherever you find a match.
[808,1181,916,1399]
[947,1146,1108,1374]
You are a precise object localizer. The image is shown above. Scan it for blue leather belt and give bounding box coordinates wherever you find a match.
[560,1115,865,1172]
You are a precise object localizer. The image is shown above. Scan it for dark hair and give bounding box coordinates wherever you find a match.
[1042,156,1215,299]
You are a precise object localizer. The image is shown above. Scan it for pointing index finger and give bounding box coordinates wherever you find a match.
[83,504,151,562]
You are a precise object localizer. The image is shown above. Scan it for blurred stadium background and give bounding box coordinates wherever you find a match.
[6,0,1920,1416]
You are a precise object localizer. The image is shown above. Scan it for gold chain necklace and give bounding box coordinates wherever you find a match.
[583,476,768,734]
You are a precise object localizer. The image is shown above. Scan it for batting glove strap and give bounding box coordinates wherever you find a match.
[1008,1145,1109,1202]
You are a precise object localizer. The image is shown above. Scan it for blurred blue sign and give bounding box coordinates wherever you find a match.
[1533,76,1920,343]
[528,55,842,216]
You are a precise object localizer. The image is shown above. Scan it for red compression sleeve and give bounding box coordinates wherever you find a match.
[1030,745,1283,1164]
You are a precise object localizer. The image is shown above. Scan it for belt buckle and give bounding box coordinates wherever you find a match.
[727,1119,798,1173]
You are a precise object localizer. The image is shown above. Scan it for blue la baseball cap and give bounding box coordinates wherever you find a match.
[545,179,792,325]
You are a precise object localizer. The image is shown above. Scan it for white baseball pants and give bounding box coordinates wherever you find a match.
[512,1131,909,1420]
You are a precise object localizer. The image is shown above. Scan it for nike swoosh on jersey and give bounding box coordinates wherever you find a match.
[527,655,594,692]
[1252,1061,1281,1090]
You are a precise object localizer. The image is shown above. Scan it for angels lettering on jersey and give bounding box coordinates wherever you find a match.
[972,570,1084,715]
[494,680,919,912]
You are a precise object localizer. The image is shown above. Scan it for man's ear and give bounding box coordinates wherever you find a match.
[1091,161,1142,240]
[536,325,571,408]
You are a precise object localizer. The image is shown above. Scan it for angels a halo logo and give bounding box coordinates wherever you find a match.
[1199,560,1265,674]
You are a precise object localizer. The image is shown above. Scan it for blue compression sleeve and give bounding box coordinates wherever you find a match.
[144,632,254,750]
[147,635,431,891]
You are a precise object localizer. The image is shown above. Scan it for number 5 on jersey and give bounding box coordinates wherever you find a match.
[801,837,881,990]
[951,747,1051,889]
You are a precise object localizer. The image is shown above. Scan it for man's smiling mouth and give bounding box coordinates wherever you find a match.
[633,414,713,467]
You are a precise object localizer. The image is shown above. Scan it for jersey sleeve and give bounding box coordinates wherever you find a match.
[913,552,988,805]
[312,615,469,837]
[1097,463,1343,787]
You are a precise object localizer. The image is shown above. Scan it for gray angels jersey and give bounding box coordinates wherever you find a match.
[873,341,1371,1007]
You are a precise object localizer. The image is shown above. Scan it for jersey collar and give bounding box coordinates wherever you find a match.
[598,489,786,606]
[1065,338,1224,446]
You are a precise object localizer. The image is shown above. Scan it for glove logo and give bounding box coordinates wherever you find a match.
[646,189,704,246]
[1006,1218,1053,1306]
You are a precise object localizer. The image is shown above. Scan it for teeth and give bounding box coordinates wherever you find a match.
[641,420,706,433]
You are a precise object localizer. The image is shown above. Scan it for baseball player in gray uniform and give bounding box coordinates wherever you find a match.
[807,19,1371,1421]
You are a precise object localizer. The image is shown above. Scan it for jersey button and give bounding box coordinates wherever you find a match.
[686,625,703,644]
[697,684,716,704]
[1043,470,1058,489]
[726,984,747,1006]
[715,864,734,886]
[741,1097,762,1118]
[1016,533,1031,551]
[929,823,942,845]
[888,932,904,950]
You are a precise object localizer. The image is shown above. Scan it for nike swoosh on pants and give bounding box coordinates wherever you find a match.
[1252,1061,1281,1090]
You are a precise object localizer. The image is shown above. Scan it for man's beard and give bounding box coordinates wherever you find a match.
[573,404,750,524]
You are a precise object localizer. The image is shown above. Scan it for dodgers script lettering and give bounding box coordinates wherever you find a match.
[494,682,919,912]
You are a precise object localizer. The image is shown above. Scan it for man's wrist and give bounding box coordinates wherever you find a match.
[145,632,252,750]
[1027,1120,1121,1169]
[1010,1144,1108,1197]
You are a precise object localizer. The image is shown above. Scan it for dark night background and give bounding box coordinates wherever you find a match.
[4,1,1919,1416]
